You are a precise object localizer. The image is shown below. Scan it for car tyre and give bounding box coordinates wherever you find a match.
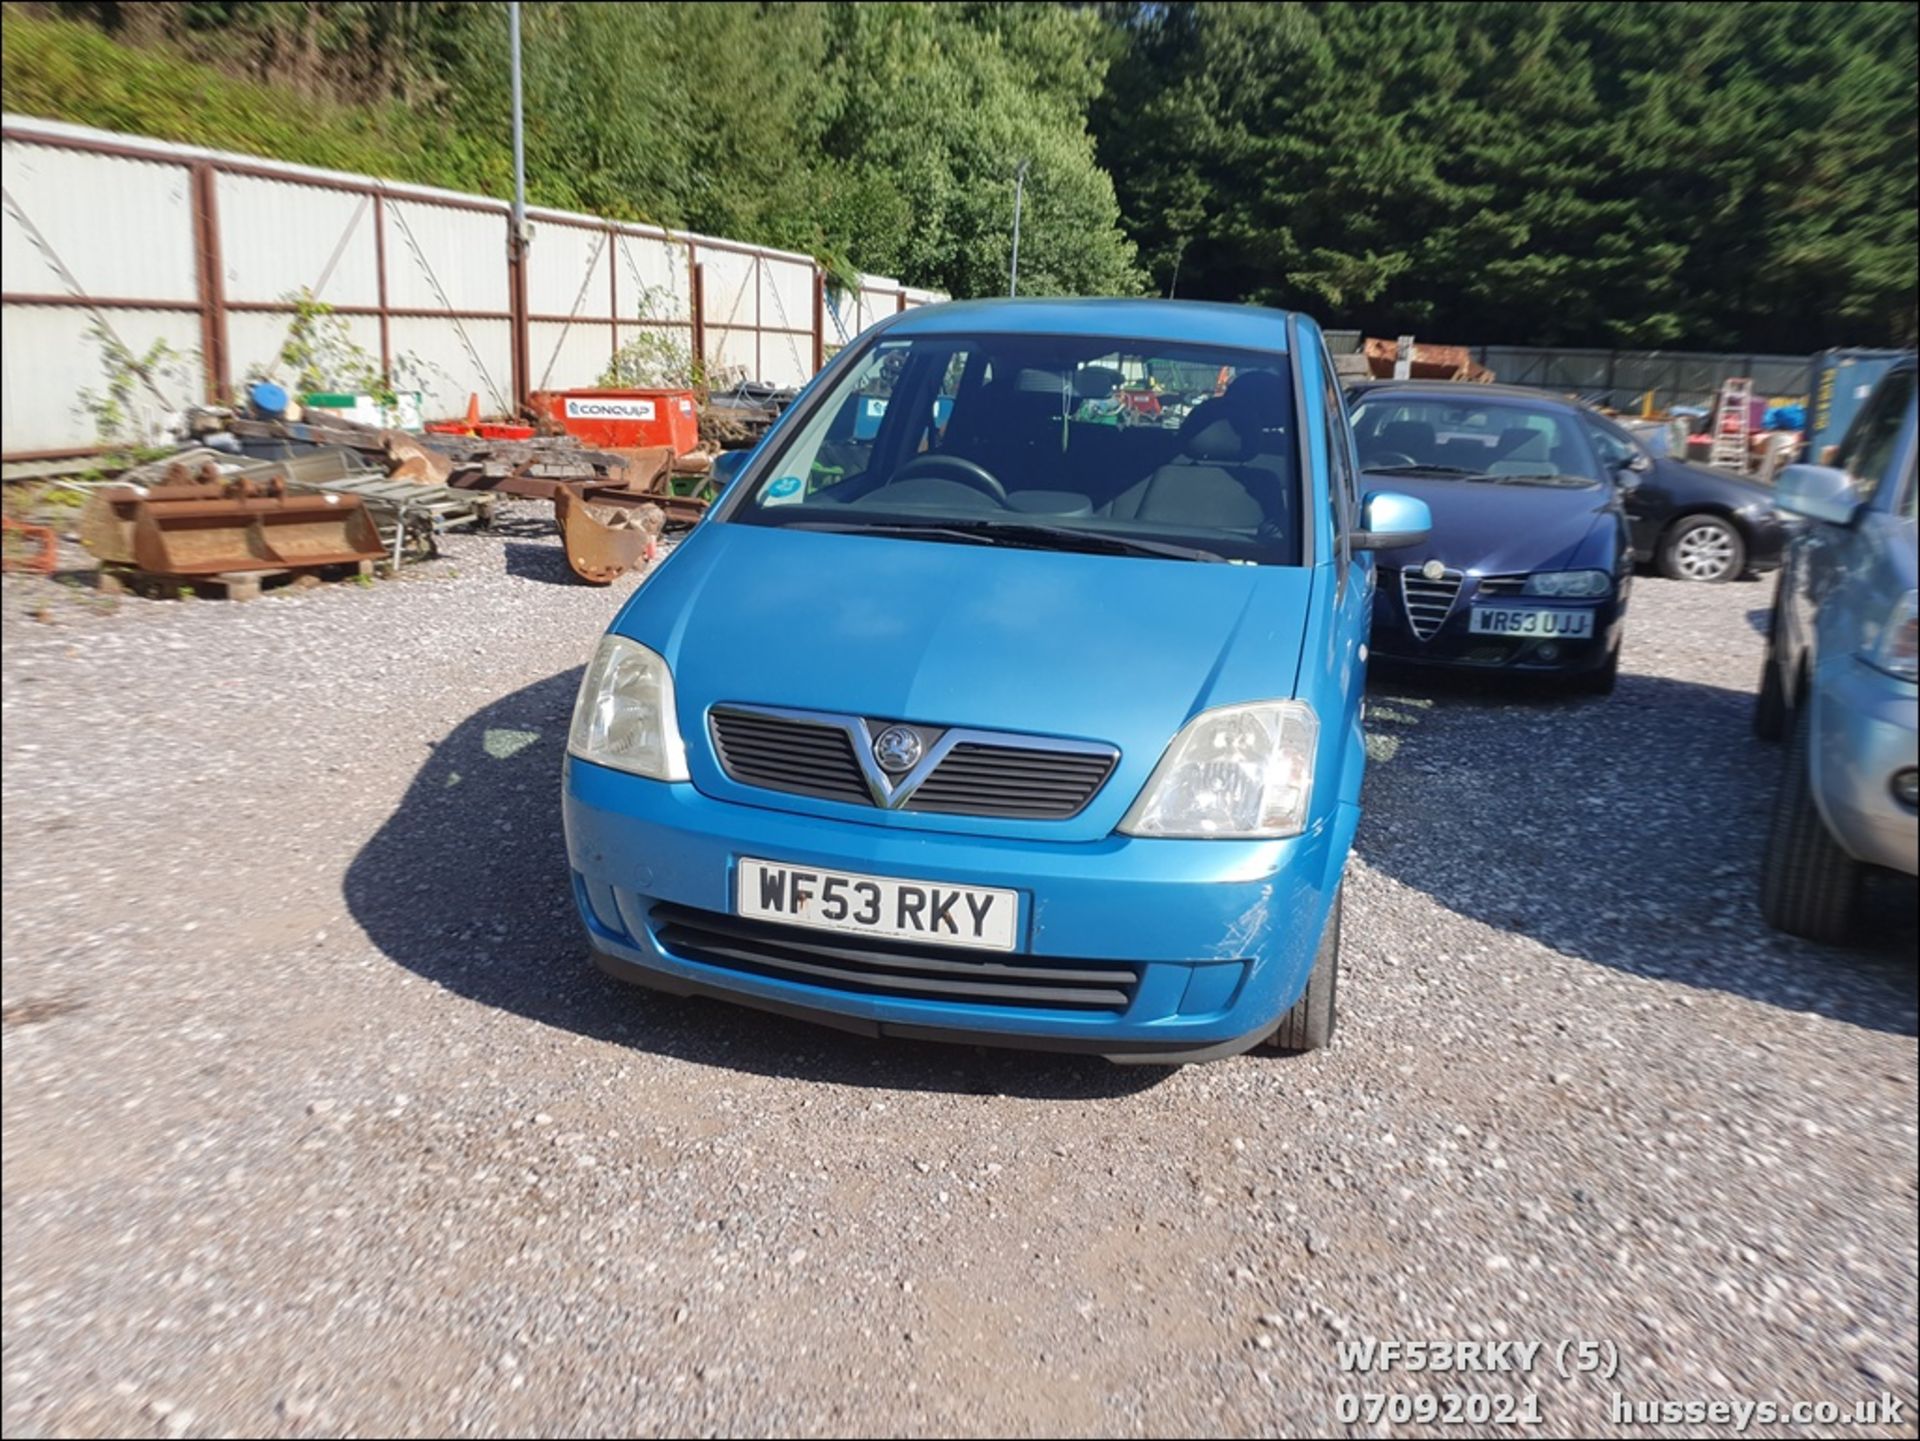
[1753,611,1789,741]
[1660,514,1746,583]
[1575,644,1620,696]
[1261,882,1341,1054]
[1759,702,1861,944]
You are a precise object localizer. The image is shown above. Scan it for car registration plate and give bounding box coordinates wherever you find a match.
[735,858,1018,952]
[1469,606,1595,638]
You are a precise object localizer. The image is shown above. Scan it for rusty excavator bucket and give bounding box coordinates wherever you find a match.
[79,460,384,578]
[553,482,668,585]
[549,444,711,584]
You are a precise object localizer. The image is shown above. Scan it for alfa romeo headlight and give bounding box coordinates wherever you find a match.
[1523,569,1612,598]
[567,635,689,780]
[1120,701,1318,838]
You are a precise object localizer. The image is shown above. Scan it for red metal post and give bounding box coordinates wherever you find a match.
[608,223,620,365]
[812,268,825,374]
[191,162,230,402]
[508,218,530,415]
[692,263,707,385]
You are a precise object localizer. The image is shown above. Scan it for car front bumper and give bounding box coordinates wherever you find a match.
[1368,584,1626,675]
[563,757,1354,1062]
[1810,659,1920,876]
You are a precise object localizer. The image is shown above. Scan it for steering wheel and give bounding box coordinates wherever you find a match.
[890,453,1008,504]
[1364,452,1417,470]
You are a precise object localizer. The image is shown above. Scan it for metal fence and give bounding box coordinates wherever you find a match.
[1305,332,1811,413]
[1,114,943,460]
[1472,346,1812,413]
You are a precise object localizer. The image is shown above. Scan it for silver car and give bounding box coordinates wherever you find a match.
[1755,356,1917,943]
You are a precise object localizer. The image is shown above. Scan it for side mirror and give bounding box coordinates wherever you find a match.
[710,448,752,490]
[1351,491,1432,551]
[1773,464,1859,526]
[1625,451,1653,474]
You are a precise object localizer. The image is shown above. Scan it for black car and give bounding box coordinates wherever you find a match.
[1348,381,1633,693]
[1581,410,1792,582]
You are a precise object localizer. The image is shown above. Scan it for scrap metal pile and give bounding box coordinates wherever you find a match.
[75,406,720,590]
[80,457,386,593]
[438,435,715,585]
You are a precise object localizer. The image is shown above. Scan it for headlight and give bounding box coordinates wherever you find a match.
[567,635,689,780]
[1522,569,1612,598]
[1120,700,1318,838]
[1862,591,1918,683]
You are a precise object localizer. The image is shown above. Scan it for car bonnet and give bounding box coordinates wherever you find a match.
[606,520,1319,837]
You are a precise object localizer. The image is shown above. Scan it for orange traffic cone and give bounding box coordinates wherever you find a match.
[464,392,482,432]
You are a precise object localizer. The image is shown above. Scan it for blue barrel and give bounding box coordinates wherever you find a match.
[248,380,290,418]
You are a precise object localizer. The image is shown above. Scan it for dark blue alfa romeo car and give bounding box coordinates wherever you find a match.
[1349,381,1634,693]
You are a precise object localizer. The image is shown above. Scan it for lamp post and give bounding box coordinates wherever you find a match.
[1009,159,1031,297]
[509,2,526,245]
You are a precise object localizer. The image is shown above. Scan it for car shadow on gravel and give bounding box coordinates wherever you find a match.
[344,670,1165,1098]
[502,541,581,586]
[1360,667,1918,1035]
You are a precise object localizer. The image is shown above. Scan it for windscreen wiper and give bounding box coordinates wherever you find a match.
[1362,463,1487,477]
[944,518,1228,562]
[785,516,1226,562]
[1491,473,1595,487]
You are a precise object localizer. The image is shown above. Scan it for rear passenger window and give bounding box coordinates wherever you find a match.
[1838,369,1913,502]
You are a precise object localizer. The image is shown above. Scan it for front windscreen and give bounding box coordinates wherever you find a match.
[722,333,1301,565]
[1349,394,1604,486]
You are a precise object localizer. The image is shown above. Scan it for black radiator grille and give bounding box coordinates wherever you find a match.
[707,707,1117,819]
[650,903,1137,1012]
[903,742,1115,819]
[708,709,871,805]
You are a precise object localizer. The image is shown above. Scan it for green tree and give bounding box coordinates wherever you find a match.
[1094,1,1918,349]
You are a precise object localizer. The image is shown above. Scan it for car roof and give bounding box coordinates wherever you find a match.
[1348,379,1587,412]
[884,297,1296,352]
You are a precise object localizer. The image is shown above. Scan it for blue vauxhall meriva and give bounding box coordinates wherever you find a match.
[562,300,1428,1062]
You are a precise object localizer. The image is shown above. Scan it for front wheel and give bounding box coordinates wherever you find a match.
[1753,614,1789,741]
[1660,514,1746,582]
[1574,644,1620,696]
[1759,702,1862,943]
[1260,883,1341,1054]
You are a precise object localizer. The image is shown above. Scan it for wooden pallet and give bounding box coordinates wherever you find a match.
[98,558,374,601]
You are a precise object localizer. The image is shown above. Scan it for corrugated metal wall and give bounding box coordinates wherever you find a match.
[1,137,207,452]
[1475,346,1813,412]
[1,114,943,458]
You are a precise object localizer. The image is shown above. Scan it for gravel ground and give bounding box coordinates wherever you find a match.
[3,524,1915,1439]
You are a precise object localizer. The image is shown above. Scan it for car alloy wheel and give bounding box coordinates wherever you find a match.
[1663,515,1744,583]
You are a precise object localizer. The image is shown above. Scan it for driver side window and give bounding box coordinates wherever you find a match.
[1837,369,1913,503]
[1585,419,1638,473]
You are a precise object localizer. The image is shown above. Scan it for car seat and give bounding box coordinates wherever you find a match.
[1486,429,1556,476]
[1104,416,1276,530]
[1367,420,1436,466]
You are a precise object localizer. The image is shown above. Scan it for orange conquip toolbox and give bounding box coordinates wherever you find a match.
[534,389,700,453]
